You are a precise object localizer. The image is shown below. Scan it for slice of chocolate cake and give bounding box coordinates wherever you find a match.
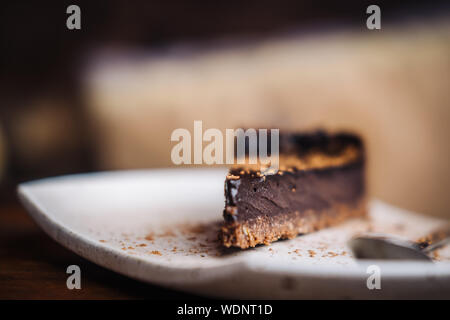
[220,131,366,249]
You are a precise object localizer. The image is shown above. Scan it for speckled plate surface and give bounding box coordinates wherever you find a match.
[18,169,450,299]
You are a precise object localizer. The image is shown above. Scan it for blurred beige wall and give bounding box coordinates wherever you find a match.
[85,20,450,219]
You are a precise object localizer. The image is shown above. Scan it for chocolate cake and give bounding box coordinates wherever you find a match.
[220,131,366,249]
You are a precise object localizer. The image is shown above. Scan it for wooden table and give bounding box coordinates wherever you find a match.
[0,196,197,299]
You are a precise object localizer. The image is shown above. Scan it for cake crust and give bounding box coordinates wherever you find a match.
[220,199,367,249]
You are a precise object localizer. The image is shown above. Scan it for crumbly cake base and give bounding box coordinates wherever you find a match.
[220,200,367,249]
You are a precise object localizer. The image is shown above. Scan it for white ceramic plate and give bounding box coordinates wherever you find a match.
[18,169,450,299]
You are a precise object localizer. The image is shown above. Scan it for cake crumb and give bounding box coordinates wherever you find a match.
[323,251,338,257]
[308,250,316,257]
[433,251,440,260]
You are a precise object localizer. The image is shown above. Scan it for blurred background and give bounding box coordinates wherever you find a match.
[1,0,449,219]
